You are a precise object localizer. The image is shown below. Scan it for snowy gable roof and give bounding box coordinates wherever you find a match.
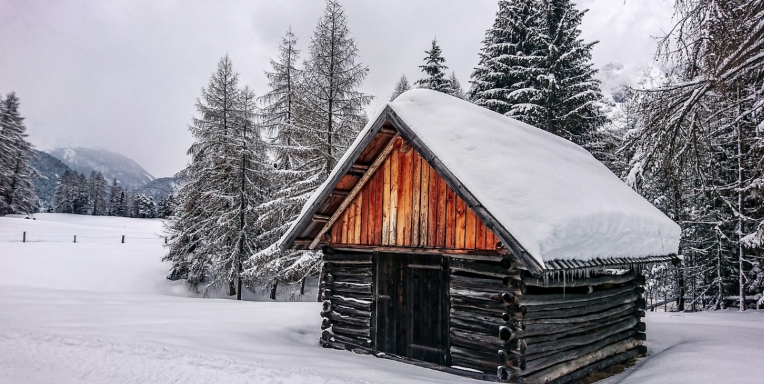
[281,89,680,274]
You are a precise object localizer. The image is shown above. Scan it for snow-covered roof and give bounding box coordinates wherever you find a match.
[281,89,680,272]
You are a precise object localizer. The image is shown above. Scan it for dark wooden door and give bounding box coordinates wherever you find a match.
[375,253,448,365]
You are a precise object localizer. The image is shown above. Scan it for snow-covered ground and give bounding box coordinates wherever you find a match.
[1,214,763,383]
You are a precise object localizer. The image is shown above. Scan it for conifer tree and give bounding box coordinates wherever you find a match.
[249,0,371,289]
[107,179,123,216]
[415,38,450,93]
[0,93,38,215]
[88,171,108,215]
[165,57,270,299]
[448,72,466,99]
[389,74,411,101]
[529,0,605,144]
[469,0,543,114]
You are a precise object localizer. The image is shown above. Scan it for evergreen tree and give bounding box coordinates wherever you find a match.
[165,57,270,299]
[0,93,38,214]
[527,0,605,144]
[248,0,371,288]
[469,0,543,114]
[107,179,124,216]
[415,38,450,93]
[88,171,108,215]
[448,72,466,99]
[135,194,156,218]
[389,74,411,101]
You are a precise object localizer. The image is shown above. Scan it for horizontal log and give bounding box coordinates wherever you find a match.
[451,296,510,312]
[324,265,372,276]
[525,316,638,358]
[332,323,371,338]
[330,274,372,284]
[451,259,511,279]
[450,328,521,352]
[524,271,637,288]
[322,310,371,327]
[525,338,640,384]
[323,281,372,296]
[451,345,500,365]
[331,295,372,311]
[524,292,638,320]
[321,317,332,330]
[323,252,373,264]
[635,332,646,341]
[331,304,371,319]
[450,287,519,305]
[524,330,637,376]
[451,317,501,336]
[451,308,523,331]
[377,353,500,382]
[450,274,506,290]
[635,322,646,332]
[500,326,516,341]
[521,312,636,344]
[450,355,496,374]
[332,332,371,347]
[524,302,635,325]
[521,284,636,309]
[545,348,639,384]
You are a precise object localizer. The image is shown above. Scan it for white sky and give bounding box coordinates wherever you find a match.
[0,0,676,178]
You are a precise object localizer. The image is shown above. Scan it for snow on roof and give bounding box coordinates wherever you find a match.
[283,89,680,269]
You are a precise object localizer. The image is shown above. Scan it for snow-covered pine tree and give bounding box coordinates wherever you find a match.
[88,171,108,215]
[0,93,38,215]
[389,74,411,101]
[248,0,371,290]
[469,0,543,114]
[415,38,451,93]
[53,170,74,213]
[448,72,466,99]
[135,194,156,218]
[526,0,605,144]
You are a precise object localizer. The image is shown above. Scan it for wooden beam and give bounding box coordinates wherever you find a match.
[328,244,504,257]
[313,214,331,223]
[349,163,370,174]
[379,127,397,136]
[331,189,351,197]
[524,271,638,288]
[308,134,400,249]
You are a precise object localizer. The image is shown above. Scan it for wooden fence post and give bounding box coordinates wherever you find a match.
[74,235,77,243]
[121,235,125,244]
[22,232,25,243]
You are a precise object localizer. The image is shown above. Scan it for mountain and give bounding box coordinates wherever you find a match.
[134,177,182,201]
[47,147,155,191]
[30,149,72,209]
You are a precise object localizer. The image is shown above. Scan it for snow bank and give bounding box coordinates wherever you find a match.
[390,90,680,265]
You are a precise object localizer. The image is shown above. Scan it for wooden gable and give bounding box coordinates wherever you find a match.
[329,136,498,251]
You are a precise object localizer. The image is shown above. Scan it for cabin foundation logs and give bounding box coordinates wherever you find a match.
[319,250,374,352]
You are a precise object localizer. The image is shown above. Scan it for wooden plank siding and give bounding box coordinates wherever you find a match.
[330,138,498,251]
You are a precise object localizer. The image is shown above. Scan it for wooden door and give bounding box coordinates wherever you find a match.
[375,253,449,365]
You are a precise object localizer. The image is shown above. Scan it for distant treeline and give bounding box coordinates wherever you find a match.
[50,169,174,219]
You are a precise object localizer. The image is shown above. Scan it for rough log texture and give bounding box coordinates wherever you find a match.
[524,271,637,288]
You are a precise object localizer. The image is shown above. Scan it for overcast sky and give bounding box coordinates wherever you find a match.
[0,0,675,178]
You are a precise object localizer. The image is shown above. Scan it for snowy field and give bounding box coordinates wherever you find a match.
[1,214,763,383]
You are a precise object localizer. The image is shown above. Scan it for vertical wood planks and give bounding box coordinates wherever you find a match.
[328,139,501,251]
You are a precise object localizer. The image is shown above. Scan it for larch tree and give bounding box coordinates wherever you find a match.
[389,74,411,101]
[469,0,543,115]
[448,72,466,99]
[165,55,269,298]
[88,171,108,215]
[248,0,371,292]
[415,38,451,93]
[0,92,37,215]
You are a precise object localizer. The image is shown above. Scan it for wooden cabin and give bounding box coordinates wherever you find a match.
[280,90,680,383]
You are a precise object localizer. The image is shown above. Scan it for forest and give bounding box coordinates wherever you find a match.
[1,0,762,311]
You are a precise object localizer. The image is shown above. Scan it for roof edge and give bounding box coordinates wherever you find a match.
[279,106,394,251]
[384,108,546,277]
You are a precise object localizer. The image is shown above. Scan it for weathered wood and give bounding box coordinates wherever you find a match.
[635,321,646,332]
[323,252,373,264]
[500,325,517,341]
[449,287,519,305]
[419,160,430,247]
[450,317,501,335]
[331,295,372,311]
[524,292,638,320]
[324,281,372,296]
[389,144,400,245]
[411,150,421,247]
[635,332,646,341]
[331,332,372,348]
[451,259,510,279]
[324,264,372,276]
[331,304,371,319]
[524,338,641,384]
[332,323,371,338]
[524,302,635,325]
[545,348,639,384]
[309,135,399,249]
[524,271,637,288]
[520,312,636,343]
[436,176,447,247]
[377,353,501,382]
[524,331,637,376]
[466,209,477,249]
[525,316,638,358]
[322,310,371,327]
[451,274,506,289]
[455,198,467,248]
[450,355,496,374]
[450,328,521,352]
[445,186,456,248]
[382,155,391,245]
[398,148,411,247]
[521,284,636,309]
[330,274,372,284]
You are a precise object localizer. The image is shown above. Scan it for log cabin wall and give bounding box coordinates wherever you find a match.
[329,137,499,251]
[517,271,647,384]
